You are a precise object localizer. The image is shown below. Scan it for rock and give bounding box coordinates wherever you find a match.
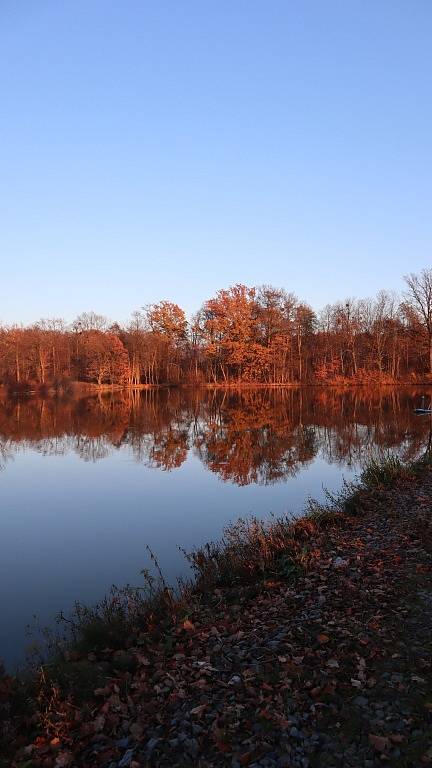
[146,737,160,753]
[113,651,136,671]
[185,737,199,757]
[290,726,304,740]
[54,754,73,768]
[391,673,404,683]
[115,738,130,749]
[353,696,369,707]
[118,749,135,768]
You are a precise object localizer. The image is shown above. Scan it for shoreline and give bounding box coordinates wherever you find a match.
[2,454,432,766]
[1,379,432,399]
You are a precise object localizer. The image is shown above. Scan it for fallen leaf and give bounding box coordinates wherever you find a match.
[389,734,404,744]
[182,619,195,631]
[369,734,390,752]
[130,722,143,739]
[216,741,231,753]
[190,704,207,716]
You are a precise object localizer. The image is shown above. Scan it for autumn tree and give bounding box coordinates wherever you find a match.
[292,304,314,381]
[1,270,432,389]
[145,301,187,383]
[255,287,298,383]
[81,332,130,386]
[0,327,32,384]
[196,285,262,382]
[124,311,148,386]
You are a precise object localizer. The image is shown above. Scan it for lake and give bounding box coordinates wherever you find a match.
[1,386,430,668]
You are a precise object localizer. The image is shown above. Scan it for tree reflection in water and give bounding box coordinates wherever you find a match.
[0,387,430,484]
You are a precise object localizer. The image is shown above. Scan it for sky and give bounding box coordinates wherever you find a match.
[1,1,431,325]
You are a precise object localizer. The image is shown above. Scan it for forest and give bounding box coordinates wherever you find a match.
[1,269,432,391]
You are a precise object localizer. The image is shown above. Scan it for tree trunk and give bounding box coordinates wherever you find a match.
[429,333,432,374]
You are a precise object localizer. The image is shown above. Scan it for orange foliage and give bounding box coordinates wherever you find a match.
[0,272,431,389]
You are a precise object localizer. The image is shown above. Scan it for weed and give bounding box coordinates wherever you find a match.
[360,453,413,487]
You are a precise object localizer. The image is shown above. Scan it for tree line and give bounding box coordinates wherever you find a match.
[1,269,432,391]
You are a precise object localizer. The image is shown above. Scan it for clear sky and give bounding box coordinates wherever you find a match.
[1,1,431,325]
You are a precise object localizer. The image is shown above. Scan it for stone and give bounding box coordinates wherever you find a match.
[118,749,135,768]
[353,696,369,707]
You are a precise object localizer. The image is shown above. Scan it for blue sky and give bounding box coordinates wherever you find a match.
[1,1,431,324]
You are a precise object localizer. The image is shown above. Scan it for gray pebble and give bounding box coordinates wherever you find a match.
[114,738,130,749]
[118,749,135,768]
[353,696,369,707]
[146,737,160,753]
[185,737,199,757]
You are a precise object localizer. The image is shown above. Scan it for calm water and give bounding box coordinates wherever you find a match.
[1,387,431,668]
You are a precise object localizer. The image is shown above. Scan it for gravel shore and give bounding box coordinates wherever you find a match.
[4,468,432,767]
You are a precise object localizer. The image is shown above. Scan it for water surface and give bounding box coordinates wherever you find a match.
[1,387,430,667]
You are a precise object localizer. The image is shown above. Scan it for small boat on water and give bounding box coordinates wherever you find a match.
[414,397,432,414]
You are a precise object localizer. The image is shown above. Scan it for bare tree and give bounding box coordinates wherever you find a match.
[404,269,432,373]
[72,311,109,332]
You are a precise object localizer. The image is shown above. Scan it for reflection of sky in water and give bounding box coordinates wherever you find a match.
[0,388,431,668]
